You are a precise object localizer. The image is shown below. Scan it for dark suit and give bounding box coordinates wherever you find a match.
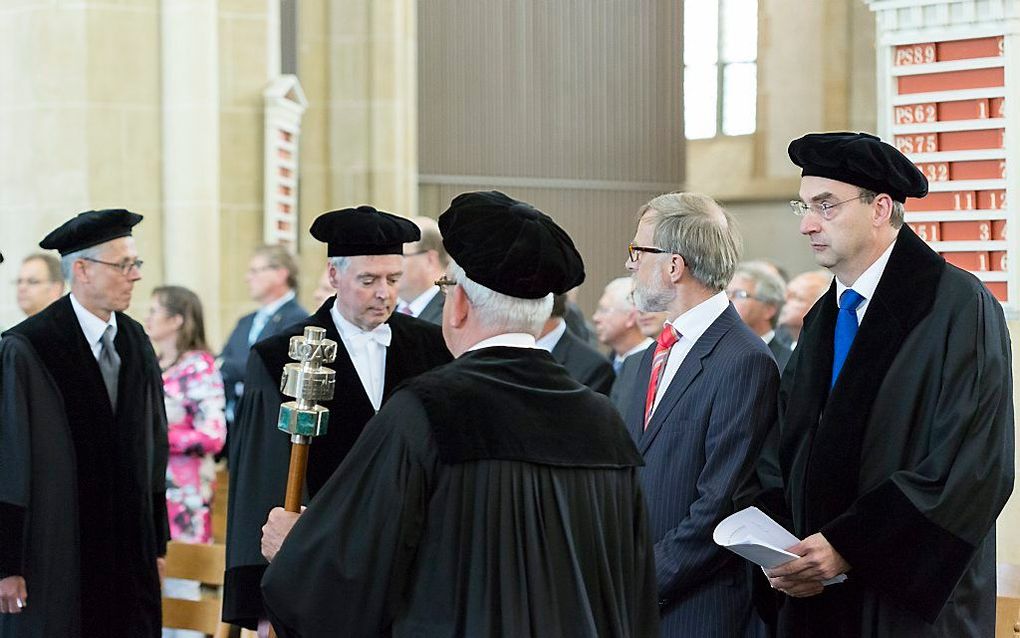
[219,295,307,425]
[610,347,651,415]
[550,328,615,395]
[767,334,793,372]
[624,305,779,637]
[415,291,444,325]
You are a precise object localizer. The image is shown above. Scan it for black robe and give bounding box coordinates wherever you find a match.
[753,226,1014,637]
[261,347,659,637]
[223,298,451,628]
[0,296,169,638]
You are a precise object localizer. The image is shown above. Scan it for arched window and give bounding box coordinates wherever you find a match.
[684,0,758,139]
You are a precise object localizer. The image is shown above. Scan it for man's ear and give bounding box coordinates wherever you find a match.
[872,193,894,227]
[448,285,469,329]
[668,255,685,284]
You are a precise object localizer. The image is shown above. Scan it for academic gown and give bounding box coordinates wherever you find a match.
[262,347,659,637]
[223,298,451,628]
[0,296,169,638]
[753,226,1014,637]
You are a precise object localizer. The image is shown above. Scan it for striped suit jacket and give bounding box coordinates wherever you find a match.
[624,304,779,637]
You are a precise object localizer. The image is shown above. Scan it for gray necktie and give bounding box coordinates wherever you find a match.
[98,325,121,410]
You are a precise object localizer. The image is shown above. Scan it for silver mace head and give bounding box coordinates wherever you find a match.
[277,326,338,443]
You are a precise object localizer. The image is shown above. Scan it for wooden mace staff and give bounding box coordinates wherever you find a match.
[270,325,337,638]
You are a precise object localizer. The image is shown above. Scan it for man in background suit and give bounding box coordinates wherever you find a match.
[594,277,653,413]
[396,216,446,325]
[624,192,780,636]
[537,293,614,394]
[219,245,307,427]
[727,262,793,372]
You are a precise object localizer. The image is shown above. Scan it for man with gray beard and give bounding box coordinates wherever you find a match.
[623,192,780,637]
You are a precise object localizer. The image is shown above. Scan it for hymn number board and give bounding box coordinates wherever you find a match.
[890,35,1009,302]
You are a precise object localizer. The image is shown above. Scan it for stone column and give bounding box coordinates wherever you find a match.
[161,0,222,343]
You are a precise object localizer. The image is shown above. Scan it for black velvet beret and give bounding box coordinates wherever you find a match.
[310,206,420,256]
[788,132,928,202]
[438,191,585,299]
[39,209,143,256]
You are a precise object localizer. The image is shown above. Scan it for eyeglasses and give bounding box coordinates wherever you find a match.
[628,243,672,263]
[82,257,144,275]
[789,195,864,220]
[435,276,458,294]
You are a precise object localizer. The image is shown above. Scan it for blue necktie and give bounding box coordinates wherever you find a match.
[831,289,865,388]
[248,310,270,347]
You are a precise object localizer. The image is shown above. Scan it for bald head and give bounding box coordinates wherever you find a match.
[593,277,644,355]
[777,269,832,340]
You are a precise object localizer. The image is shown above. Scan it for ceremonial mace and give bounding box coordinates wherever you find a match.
[277,326,337,513]
[269,326,337,638]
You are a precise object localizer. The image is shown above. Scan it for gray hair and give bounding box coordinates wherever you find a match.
[61,245,103,282]
[448,262,553,335]
[733,261,786,327]
[642,192,742,292]
[328,256,351,274]
[858,189,905,229]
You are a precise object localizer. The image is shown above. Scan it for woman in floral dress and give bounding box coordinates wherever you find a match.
[145,285,226,545]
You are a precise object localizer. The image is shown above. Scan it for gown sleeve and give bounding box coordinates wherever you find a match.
[222,349,292,629]
[0,337,33,577]
[262,390,437,638]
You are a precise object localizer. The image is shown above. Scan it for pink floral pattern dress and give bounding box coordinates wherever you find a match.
[162,350,227,544]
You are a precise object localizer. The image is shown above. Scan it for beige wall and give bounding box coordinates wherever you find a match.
[0,1,164,328]
[418,0,684,314]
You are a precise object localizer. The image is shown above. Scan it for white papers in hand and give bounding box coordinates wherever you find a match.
[713,507,847,586]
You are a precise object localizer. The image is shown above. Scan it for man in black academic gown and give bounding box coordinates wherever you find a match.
[0,210,169,637]
[753,132,1014,637]
[258,190,659,637]
[223,206,451,632]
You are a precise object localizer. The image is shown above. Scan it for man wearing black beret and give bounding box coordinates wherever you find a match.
[223,206,452,633]
[751,132,1014,637]
[259,191,659,637]
[0,210,169,637]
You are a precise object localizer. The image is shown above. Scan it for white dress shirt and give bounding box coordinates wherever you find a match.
[466,333,537,353]
[330,302,391,411]
[835,239,896,324]
[651,291,729,414]
[397,285,440,317]
[70,293,117,361]
[535,318,567,352]
[761,329,775,344]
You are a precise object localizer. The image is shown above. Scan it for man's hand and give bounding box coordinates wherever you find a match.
[766,533,849,598]
[261,507,302,563]
[157,556,166,587]
[0,576,27,614]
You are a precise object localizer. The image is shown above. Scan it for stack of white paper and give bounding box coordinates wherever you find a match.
[713,506,847,586]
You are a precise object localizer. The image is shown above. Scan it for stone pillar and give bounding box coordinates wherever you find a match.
[161,0,222,343]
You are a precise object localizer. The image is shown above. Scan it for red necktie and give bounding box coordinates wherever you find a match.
[644,325,679,428]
